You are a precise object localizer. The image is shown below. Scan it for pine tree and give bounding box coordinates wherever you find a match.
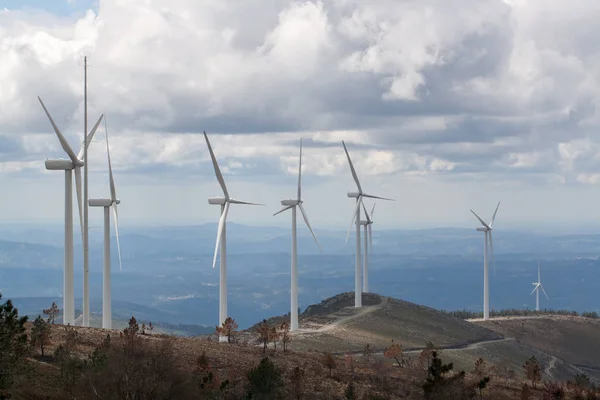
[0,293,28,393]
[215,317,238,343]
[31,315,52,356]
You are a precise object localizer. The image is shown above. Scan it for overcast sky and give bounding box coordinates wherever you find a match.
[1,0,600,231]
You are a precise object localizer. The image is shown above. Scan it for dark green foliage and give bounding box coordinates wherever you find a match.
[30,315,51,356]
[344,380,356,399]
[543,381,566,399]
[0,292,28,393]
[88,334,111,371]
[442,308,598,319]
[477,377,490,398]
[423,351,474,399]
[246,357,283,399]
[575,373,593,390]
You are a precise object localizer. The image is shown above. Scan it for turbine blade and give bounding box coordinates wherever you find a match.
[489,230,496,276]
[78,114,104,160]
[38,97,78,164]
[212,202,230,269]
[203,131,229,199]
[105,118,117,202]
[368,223,373,250]
[345,196,363,243]
[361,201,371,223]
[540,284,549,300]
[112,204,123,272]
[470,209,491,229]
[298,203,322,253]
[362,194,395,201]
[538,261,541,283]
[297,138,302,201]
[273,205,294,216]
[489,201,501,228]
[530,284,539,296]
[342,141,362,193]
[229,199,264,206]
[371,203,376,219]
[74,166,84,241]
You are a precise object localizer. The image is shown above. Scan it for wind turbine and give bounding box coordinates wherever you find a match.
[470,201,500,321]
[38,97,103,326]
[342,141,393,308]
[89,119,122,329]
[530,262,549,311]
[360,202,376,293]
[204,131,263,342]
[274,139,322,331]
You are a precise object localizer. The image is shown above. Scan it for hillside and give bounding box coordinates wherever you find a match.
[250,292,502,353]
[475,315,600,379]
[246,292,600,384]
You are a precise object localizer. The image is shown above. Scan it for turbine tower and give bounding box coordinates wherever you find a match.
[470,201,500,321]
[530,262,549,311]
[360,202,375,293]
[38,97,103,325]
[204,131,263,342]
[274,139,322,331]
[89,119,122,329]
[342,141,393,308]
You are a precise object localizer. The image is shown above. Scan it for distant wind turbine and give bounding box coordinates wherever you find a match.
[274,139,322,331]
[530,262,549,311]
[89,118,122,329]
[38,97,103,326]
[342,141,393,308]
[360,202,376,293]
[204,131,263,342]
[470,201,500,321]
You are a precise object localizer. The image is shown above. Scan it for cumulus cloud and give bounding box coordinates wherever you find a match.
[2,0,600,227]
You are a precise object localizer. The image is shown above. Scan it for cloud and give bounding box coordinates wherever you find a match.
[2,0,600,227]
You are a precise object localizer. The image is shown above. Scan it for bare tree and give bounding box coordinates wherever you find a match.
[215,317,238,343]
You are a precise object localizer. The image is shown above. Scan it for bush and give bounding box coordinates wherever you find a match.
[246,357,283,399]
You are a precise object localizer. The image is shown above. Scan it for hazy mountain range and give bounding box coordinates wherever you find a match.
[1,222,599,333]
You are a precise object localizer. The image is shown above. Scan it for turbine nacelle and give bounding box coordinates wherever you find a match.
[89,198,113,207]
[347,192,360,198]
[45,159,76,171]
[476,227,487,232]
[208,197,227,205]
[281,199,301,206]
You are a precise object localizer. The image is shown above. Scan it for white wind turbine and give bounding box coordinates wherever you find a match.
[342,141,393,308]
[89,119,122,329]
[360,202,376,293]
[274,139,322,331]
[530,262,549,311]
[38,97,103,325]
[204,131,263,342]
[470,201,500,321]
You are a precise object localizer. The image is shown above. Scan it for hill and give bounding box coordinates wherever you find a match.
[246,292,600,384]
[250,292,502,353]
[475,315,600,380]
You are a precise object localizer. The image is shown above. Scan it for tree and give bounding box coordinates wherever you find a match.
[344,381,356,399]
[257,319,271,353]
[280,322,290,352]
[43,302,60,324]
[289,366,305,399]
[363,343,372,362]
[523,356,541,389]
[322,352,337,377]
[0,293,28,394]
[419,341,437,369]
[124,316,139,336]
[246,357,283,399]
[31,315,51,356]
[270,326,280,351]
[423,351,472,399]
[215,317,238,343]
[384,340,404,367]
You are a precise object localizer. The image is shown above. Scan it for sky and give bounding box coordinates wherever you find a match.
[1,0,600,231]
